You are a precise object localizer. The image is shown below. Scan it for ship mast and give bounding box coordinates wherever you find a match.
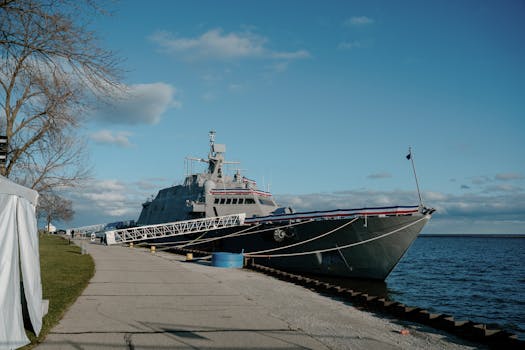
[209,130,216,155]
[206,131,240,179]
[207,130,222,178]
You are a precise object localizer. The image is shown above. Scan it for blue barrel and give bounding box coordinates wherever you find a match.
[211,252,244,268]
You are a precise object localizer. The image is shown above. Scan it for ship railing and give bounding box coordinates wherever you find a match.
[245,205,421,224]
[67,224,107,238]
[105,213,246,245]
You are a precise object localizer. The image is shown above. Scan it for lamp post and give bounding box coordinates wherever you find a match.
[0,135,7,176]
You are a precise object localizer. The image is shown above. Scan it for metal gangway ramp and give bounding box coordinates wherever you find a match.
[105,213,246,245]
[69,223,107,237]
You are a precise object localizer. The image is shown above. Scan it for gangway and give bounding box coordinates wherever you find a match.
[68,223,106,237]
[105,213,246,245]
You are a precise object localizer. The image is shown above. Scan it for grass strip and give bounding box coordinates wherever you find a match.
[22,234,95,349]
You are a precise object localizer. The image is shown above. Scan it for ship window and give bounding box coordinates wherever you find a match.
[219,198,226,204]
[259,198,275,206]
[245,198,255,204]
[232,198,238,204]
[214,198,219,204]
[226,198,232,204]
[238,198,244,204]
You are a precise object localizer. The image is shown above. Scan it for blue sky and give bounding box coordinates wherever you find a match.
[64,0,525,234]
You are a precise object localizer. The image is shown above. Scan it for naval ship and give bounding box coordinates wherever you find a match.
[135,131,434,280]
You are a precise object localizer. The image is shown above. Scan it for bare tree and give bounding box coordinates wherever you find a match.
[37,192,74,232]
[0,0,123,194]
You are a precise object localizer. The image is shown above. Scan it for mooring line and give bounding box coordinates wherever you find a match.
[245,217,359,255]
[156,219,314,251]
[245,215,429,258]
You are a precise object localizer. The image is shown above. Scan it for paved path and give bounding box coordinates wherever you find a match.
[37,242,482,349]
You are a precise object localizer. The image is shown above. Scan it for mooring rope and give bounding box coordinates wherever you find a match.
[245,217,359,255]
[175,230,209,249]
[156,224,260,251]
[190,219,314,244]
[245,215,429,258]
[155,219,314,251]
[137,224,261,248]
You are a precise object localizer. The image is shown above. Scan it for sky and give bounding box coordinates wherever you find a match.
[61,0,525,234]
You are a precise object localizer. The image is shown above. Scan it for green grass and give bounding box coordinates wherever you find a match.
[22,234,95,349]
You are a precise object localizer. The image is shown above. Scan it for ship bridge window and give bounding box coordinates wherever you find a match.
[212,197,257,205]
[258,198,275,206]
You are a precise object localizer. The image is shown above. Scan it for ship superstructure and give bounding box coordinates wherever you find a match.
[137,131,283,225]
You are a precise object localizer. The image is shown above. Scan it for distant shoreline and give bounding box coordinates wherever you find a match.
[420,233,525,238]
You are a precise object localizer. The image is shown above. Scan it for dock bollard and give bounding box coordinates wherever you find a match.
[129,242,134,248]
[150,245,156,253]
[186,253,193,261]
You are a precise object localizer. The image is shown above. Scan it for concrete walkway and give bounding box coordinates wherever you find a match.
[37,242,482,349]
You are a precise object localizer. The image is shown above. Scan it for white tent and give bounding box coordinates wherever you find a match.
[0,175,43,349]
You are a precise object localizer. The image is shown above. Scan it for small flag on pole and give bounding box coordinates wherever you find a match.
[406,146,423,206]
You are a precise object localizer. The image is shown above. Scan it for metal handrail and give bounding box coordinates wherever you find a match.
[105,213,246,245]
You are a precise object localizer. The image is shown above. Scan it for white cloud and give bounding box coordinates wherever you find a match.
[495,173,524,181]
[83,191,127,203]
[268,61,289,73]
[344,16,375,26]
[151,29,265,59]
[91,82,180,125]
[150,28,310,62]
[276,190,419,212]
[424,191,448,201]
[90,130,133,147]
[464,173,524,193]
[135,180,168,190]
[97,179,127,191]
[470,176,491,185]
[64,178,172,227]
[483,184,522,193]
[270,50,310,60]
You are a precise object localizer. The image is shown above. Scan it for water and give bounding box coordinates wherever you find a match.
[387,236,525,339]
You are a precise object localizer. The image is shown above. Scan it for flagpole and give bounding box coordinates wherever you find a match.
[407,146,423,207]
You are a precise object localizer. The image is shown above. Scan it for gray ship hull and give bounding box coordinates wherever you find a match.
[186,213,429,280]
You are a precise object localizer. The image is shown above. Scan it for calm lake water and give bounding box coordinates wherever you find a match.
[387,236,525,339]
